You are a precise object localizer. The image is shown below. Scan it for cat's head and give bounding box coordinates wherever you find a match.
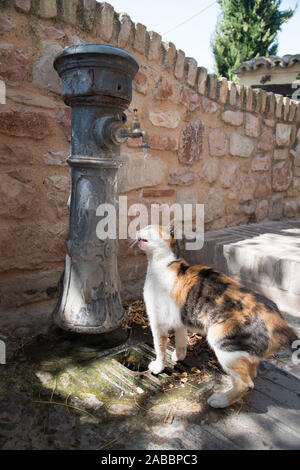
[136,224,182,257]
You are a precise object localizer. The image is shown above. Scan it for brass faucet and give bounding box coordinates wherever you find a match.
[113,108,150,148]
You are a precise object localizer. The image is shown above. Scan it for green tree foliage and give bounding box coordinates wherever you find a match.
[212,0,296,81]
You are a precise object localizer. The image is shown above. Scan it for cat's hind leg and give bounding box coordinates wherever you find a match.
[207,351,258,408]
[171,326,187,362]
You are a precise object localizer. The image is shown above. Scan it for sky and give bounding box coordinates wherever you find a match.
[99,0,300,72]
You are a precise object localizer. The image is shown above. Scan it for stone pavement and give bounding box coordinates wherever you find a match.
[0,321,299,450]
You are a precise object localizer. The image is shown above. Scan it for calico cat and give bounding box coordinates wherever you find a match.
[136,224,298,408]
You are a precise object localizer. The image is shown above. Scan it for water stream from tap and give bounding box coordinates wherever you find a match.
[140,147,148,197]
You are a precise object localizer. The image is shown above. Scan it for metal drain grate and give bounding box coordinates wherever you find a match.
[95,343,194,396]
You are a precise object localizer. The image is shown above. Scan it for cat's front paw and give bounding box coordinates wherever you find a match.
[171,349,186,363]
[149,360,164,375]
[207,392,230,409]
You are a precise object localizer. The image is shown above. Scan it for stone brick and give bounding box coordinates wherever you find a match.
[272,160,293,192]
[251,154,270,172]
[57,107,71,141]
[30,22,65,40]
[174,50,185,81]
[37,0,57,18]
[153,78,173,100]
[33,42,62,94]
[235,84,244,108]
[127,134,174,151]
[0,44,29,86]
[185,58,197,88]
[293,167,300,177]
[235,202,256,215]
[201,97,220,114]
[228,81,237,106]
[209,128,227,157]
[162,42,176,70]
[180,86,201,111]
[283,97,290,121]
[7,89,56,109]
[221,110,243,126]
[118,13,134,48]
[274,148,289,160]
[255,174,271,198]
[96,2,114,41]
[168,168,195,186]
[81,0,96,31]
[148,134,178,151]
[43,150,68,166]
[14,0,31,12]
[118,153,166,192]
[245,113,260,138]
[149,110,180,129]
[286,177,300,197]
[0,173,36,219]
[178,119,204,165]
[0,223,67,272]
[58,0,79,25]
[253,88,262,113]
[133,71,147,95]
[148,31,162,62]
[266,92,275,115]
[217,77,228,104]
[258,127,275,151]
[237,174,256,202]
[0,17,12,36]
[142,189,175,198]
[256,199,269,222]
[0,268,63,309]
[204,188,224,223]
[288,101,297,122]
[44,175,70,219]
[260,90,267,113]
[276,123,292,147]
[245,87,253,111]
[133,23,147,54]
[293,145,300,167]
[283,200,297,218]
[201,158,219,184]
[208,74,217,100]
[176,188,198,216]
[0,111,50,139]
[197,67,207,95]
[230,132,254,157]
[275,94,283,119]
[269,195,283,220]
[220,162,237,188]
[0,144,32,165]
[264,118,275,128]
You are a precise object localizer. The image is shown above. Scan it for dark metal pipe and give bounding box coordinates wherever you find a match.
[52,44,139,333]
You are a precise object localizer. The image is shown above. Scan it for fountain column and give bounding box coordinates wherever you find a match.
[52,44,139,333]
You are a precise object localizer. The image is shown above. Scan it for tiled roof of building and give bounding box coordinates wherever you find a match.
[234,54,300,74]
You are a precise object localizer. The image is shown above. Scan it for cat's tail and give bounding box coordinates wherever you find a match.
[277,324,299,352]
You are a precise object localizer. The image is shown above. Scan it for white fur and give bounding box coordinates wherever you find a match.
[137,226,186,374]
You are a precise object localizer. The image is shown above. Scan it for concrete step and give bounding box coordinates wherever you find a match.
[185,219,300,318]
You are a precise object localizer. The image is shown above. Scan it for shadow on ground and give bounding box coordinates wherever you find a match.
[0,320,299,450]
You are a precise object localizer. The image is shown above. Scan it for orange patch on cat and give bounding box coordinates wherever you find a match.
[169,261,199,307]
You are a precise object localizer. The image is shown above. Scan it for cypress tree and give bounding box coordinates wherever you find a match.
[212,0,296,81]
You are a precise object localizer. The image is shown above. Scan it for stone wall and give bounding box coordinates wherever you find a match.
[0,0,300,312]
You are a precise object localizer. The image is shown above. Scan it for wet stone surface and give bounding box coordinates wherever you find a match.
[0,321,299,450]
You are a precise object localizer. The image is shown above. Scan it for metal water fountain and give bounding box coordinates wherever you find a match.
[52,44,148,334]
